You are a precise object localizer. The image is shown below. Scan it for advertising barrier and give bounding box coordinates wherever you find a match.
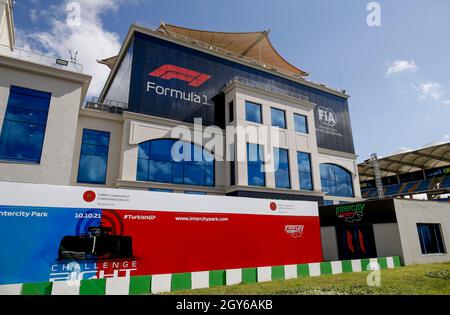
[0,182,322,285]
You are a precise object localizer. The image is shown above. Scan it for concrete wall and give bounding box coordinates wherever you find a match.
[394,199,450,265]
[228,83,321,193]
[0,56,90,185]
[320,226,339,261]
[0,1,13,49]
[320,223,403,262]
[373,223,403,260]
[70,111,123,188]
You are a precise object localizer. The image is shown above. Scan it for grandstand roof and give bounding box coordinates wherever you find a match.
[358,141,450,181]
[98,23,309,78]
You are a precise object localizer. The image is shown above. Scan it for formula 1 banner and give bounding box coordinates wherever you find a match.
[0,182,322,285]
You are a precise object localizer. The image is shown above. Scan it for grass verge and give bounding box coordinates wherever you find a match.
[168,262,450,295]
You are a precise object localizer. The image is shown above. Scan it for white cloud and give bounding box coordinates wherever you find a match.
[415,82,445,101]
[443,100,450,105]
[386,59,418,76]
[16,0,126,98]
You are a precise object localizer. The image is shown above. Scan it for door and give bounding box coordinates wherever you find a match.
[336,224,377,260]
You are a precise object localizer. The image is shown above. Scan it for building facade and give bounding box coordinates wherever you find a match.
[0,17,361,205]
[320,198,450,265]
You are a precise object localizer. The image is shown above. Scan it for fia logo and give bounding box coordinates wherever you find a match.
[317,106,337,127]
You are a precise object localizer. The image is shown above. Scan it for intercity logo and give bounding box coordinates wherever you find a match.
[336,203,365,223]
[149,64,211,87]
[284,225,304,238]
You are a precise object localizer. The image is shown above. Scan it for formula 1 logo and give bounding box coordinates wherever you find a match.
[285,225,304,238]
[317,106,337,127]
[149,64,211,87]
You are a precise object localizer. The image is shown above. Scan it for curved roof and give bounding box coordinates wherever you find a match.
[157,23,309,77]
[358,141,450,181]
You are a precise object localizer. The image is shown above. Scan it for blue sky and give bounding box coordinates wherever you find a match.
[12,0,450,161]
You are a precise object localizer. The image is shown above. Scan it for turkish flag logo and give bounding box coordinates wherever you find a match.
[83,190,96,203]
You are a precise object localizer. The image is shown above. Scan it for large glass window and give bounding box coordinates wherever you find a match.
[77,129,110,184]
[0,86,51,163]
[271,108,286,129]
[275,148,290,189]
[320,163,354,197]
[245,101,262,124]
[297,152,313,191]
[137,139,214,187]
[294,114,308,134]
[417,224,446,255]
[247,143,265,186]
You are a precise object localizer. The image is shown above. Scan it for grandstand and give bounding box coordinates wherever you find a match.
[359,142,450,201]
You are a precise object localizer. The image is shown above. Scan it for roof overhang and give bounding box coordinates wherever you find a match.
[358,142,450,181]
[158,23,309,77]
[99,23,350,102]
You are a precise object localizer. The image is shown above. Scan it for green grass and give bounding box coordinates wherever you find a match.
[168,262,450,295]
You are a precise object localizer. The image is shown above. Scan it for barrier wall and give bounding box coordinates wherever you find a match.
[0,256,402,295]
[0,181,322,285]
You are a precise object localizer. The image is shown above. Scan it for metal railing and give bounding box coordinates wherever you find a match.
[0,44,83,73]
[84,97,128,114]
[227,76,309,103]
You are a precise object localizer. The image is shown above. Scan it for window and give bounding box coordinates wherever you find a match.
[77,129,110,184]
[149,188,173,193]
[275,148,290,189]
[228,101,234,122]
[297,152,313,191]
[271,108,286,129]
[294,114,308,134]
[323,200,334,206]
[245,101,262,124]
[137,139,214,187]
[320,163,354,197]
[0,86,51,163]
[417,224,446,255]
[247,143,265,186]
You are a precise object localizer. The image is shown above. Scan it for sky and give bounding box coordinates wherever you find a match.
[11,0,450,162]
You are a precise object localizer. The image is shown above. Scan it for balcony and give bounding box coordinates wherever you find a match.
[0,44,83,73]
[227,76,310,103]
[83,97,128,114]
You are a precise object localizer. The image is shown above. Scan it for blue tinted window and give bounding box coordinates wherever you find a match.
[417,224,446,255]
[137,139,214,187]
[245,101,262,124]
[323,200,334,206]
[77,129,110,184]
[320,163,354,197]
[0,86,51,163]
[275,148,290,188]
[271,108,286,129]
[297,152,313,191]
[184,191,207,195]
[247,143,265,186]
[294,114,308,133]
[149,188,173,193]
